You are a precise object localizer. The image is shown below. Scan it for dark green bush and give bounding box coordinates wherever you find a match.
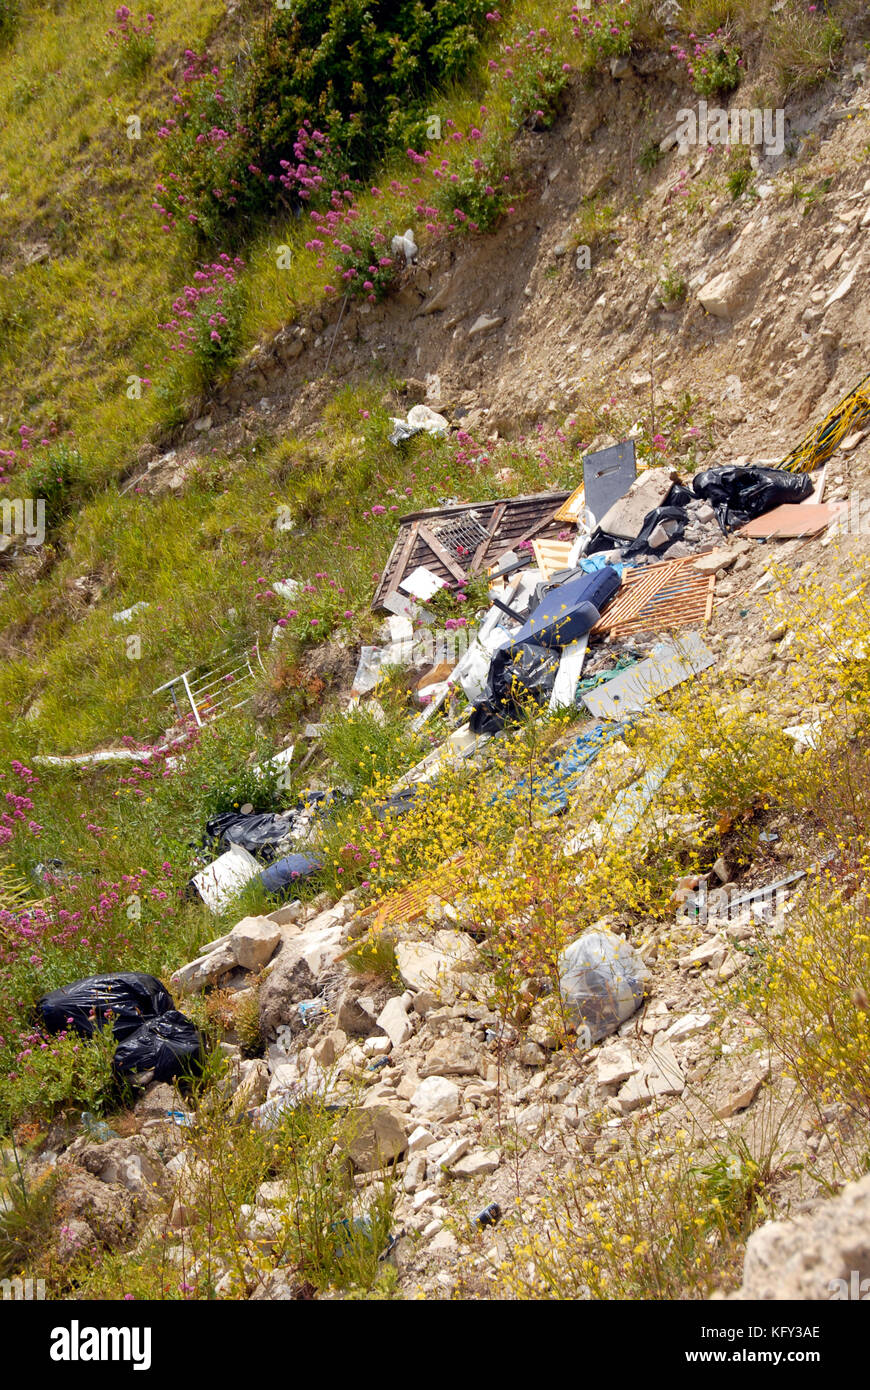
[244,0,492,186]
[157,0,497,243]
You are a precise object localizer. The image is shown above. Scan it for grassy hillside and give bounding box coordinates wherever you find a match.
[2,0,870,1307]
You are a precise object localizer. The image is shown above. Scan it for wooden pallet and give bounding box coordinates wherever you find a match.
[592,556,714,638]
[532,538,574,581]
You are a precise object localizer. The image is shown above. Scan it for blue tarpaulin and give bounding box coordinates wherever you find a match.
[495,720,629,817]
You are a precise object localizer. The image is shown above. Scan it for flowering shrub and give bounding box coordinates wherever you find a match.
[23,441,82,528]
[306,196,399,303]
[106,6,156,78]
[671,29,742,98]
[267,568,359,647]
[154,2,496,243]
[2,1024,119,1128]
[277,121,335,205]
[573,0,636,72]
[155,55,254,243]
[744,882,870,1125]
[503,26,572,131]
[158,254,245,381]
[435,131,511,232]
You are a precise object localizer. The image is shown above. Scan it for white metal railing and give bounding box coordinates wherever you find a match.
[153,640,265,727]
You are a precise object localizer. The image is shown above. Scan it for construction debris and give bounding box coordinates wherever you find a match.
[581,634,715,720]
[371,492,572,611]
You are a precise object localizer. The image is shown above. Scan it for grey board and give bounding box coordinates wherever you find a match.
[581,633,715,720]
[583,440,636,526]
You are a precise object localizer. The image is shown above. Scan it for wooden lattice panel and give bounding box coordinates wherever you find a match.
[372,493,572,610]
[357,855,469,931]
[592,557,714,638]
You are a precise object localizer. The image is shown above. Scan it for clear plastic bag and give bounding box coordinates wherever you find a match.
[558,929,647,1046]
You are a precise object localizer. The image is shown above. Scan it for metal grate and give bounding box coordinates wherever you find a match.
[432,511,490,560]
[153,640,265,728]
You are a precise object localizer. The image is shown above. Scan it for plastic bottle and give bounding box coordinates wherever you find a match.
[80,1112,116,1142]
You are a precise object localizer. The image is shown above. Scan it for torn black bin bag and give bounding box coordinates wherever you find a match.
[204,810,293,861]
[692,465,812,533]
[36,972,202,1083]
[470,640,561,735]
[622,505,689,558]
[37,972,174,1041]
[665,481,693,510]
[112,1011,202,1083]
[584,526,623,556]
[584,524,627,556]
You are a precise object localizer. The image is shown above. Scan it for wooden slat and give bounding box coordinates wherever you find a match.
[704,576,715,623]
[416,522,469,584]
[381,520,420,604]
[591,563,674,634]
[356,855,468,931]
[737,502,842,539]
[553,483,585,524]
[473,500,507,571]
[512,503,565,551]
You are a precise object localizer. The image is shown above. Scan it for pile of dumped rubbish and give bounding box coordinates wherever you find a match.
[36,972,202,1085]
[177,438,841,915]
[32,389,862,1121]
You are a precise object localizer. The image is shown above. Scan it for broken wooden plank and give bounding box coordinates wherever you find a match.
[737,502,844,539]
[416,522,469,583]
[472,500,507,571]
[382,519,420,604]
[582,634,715,720]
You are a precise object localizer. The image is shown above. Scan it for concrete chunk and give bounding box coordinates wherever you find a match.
[229,917,282,971]
[598,467,674,541]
